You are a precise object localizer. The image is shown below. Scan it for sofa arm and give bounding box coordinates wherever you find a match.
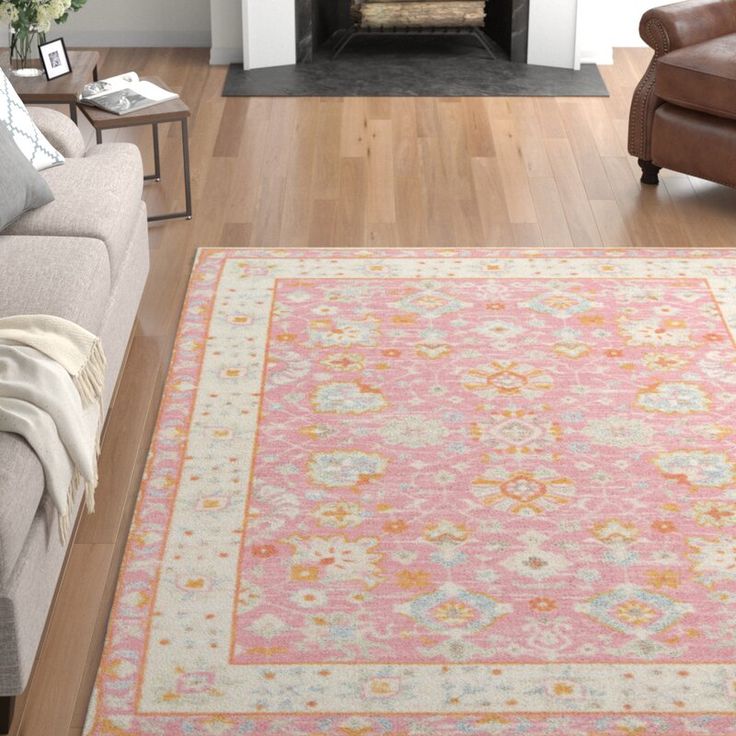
[640,0,736,53]
[28,107,86,158]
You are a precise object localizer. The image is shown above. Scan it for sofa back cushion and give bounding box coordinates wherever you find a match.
[0,67,64,170]
[0,121,54,232]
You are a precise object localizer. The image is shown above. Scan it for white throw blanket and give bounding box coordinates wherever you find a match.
[0,315,106,542]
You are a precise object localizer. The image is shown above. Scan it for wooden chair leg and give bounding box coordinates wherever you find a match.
[638,158,661,185]
[0,696,15,735]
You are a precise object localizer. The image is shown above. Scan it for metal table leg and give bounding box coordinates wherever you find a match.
[147,117,193,222]
[182,117,192,220]
[144,123,161,182]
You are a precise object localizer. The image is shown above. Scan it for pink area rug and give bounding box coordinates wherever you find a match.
[84,249,736,735]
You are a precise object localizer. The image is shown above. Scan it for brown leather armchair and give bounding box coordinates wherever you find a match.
[629,0,736,186]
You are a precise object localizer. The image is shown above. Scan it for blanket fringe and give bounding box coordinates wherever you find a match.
[73,339,106,408]
[58,419,101,544]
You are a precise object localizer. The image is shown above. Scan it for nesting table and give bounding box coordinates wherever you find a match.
[78,77,192,222]
[0,50,99,124]
[3,54,192,223]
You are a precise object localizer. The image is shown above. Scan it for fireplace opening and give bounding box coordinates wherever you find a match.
[296,0,529,63]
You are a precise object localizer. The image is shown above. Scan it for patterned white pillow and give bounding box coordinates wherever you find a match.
[0,67,64,170]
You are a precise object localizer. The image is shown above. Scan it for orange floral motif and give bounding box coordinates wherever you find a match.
[291,565,319,581]
[615,600,659,626]
[646,570,680,589]
[530,597,557,612]
[592,519,639,544]
[462,361,553,399]
[652,520,677,533]
[252,544,277,558]
[396,570,433,590]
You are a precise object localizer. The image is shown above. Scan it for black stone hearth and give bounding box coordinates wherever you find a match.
[296,0,529,63]
[222,39,608,97]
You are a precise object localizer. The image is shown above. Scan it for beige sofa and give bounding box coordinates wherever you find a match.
[0,108,149,730]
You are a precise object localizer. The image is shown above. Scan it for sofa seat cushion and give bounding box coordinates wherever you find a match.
[0,235,110,585]
[656,34,736,121]
[3,143,143,283]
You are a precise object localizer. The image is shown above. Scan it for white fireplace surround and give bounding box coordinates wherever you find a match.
[231,0,652,71]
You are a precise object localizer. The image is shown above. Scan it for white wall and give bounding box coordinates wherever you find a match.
[609,0,653,46]
[576,0,655,66]
[210,0,243,63]
[2,0,211,47]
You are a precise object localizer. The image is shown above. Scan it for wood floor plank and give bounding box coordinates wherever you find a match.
[11,545,112,736]
[488,116,537,224]
[75,336,163,544]
[528,176,574,247]
[544,137,604,246]
[365,119,397,225]
[470,156,514,245]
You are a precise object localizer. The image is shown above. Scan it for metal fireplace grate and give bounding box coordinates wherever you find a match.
[331,24,497,59]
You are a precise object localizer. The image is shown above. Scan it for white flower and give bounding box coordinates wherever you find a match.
[0,2,20,23]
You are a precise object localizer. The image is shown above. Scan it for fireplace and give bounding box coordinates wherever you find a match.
[295,0,530,63]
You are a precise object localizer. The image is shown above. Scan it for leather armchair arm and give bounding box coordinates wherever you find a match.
[628,0,736,161]
[640,0,736,53]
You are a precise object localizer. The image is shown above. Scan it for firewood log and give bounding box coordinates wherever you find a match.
[355,1,486,28]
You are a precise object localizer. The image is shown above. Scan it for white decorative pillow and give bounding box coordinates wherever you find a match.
[0,67,64,170]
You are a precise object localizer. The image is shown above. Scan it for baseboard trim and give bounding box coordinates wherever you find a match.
[210,46,244,65]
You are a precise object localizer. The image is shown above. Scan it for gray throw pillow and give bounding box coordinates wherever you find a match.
[0,121,54,232]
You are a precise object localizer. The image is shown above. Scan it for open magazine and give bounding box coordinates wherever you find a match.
[78,72,179,115]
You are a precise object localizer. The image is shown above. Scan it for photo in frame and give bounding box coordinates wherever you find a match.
[38,38,72,80]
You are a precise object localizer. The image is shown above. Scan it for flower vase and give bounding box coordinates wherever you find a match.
[9,25,46,77]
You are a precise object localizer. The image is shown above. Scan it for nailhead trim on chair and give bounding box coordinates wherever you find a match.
[628,18,670,162]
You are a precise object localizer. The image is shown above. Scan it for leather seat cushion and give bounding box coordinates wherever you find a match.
[656,34,736,121]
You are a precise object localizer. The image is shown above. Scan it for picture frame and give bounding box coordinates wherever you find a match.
[38,38,72,81]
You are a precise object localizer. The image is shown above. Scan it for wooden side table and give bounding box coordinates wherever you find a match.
[79,77,192,222]
[0,50,99,124]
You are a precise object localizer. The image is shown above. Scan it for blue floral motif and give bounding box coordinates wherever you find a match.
[308,451,387,488]
[524,291,596,318]
[396,583,512,633]
[637,382,710,414]
[312,382,386,414]
[576,585,692,638]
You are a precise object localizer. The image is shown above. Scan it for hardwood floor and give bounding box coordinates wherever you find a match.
[8,46,736,736]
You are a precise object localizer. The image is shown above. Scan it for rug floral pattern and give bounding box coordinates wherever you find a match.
[84,249,736,735]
